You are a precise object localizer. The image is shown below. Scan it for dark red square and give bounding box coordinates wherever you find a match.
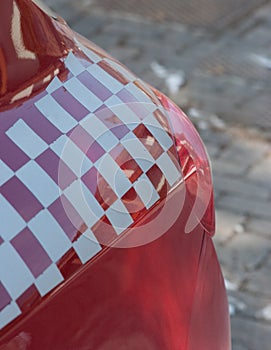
[117,88,137,103]
[67,125,95,154]
[94,106,130,140]
[0,135,30,172]
[121,187,145,221]
[110,146,143,183]
[16,284,41,313]
[117,88,149,119]
[91,215,118,246]
[81,167,99,195]
[48,195,87,242]
[57,247,82,280]
[153,109,171,133]
[24,105,62,144]
[0,282,11,311]
[167,144,179,161]
[82,168,117,210]
[1,177,43,222]
[86,140,105,163]
[36,148,77,190]
[146,164,168,199]
[11,228,52,278]
[133,124,164,159]
[110,124,130,140]
[52,87,89,122]
[78,71,112,102]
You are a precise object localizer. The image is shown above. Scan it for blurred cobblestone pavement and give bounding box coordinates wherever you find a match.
[44,1,271,348]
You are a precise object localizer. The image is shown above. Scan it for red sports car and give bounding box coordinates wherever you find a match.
[0,1,231,349]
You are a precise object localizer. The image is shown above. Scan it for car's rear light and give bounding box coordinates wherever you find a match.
[153,89,215,236]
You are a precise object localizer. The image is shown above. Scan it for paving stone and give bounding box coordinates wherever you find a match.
[91,33,121,51]
[139,70,164,90]
[214,209,245,245]
[237,93,271,132]
[216,233,271,278]
[217,194,271,220]
[183,71,256,105]
[212,159,249,177]
[108,47,140,62]
[102,19,166,40]
[231,316,271,350]
[72,15,107,36]
[204,143,220,158]
[160,26,198,51]
[228,290,271,319]
[254,3,271,23]
[218,138,269,168]
[213,175,270,200]
[201,41,271,82]
[247,218,271,239]
[245,263,271,298]
[51,1,82,23]
[198,129,232,148]
[232,344,248,350]
[247,155,271,189]
[243,27,271,49]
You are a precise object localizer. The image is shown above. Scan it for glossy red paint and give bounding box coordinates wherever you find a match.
[0,1,231,349]
[157,92,216,236]
[1,216,230,350]
[0,1,69,106]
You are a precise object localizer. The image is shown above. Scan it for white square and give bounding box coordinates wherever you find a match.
[103,94,122,109]
[64,77,103,112]
[55,135,93,177]
[50,134,67,157]
[121,132,155,171]
[65,51,85,76]
[87,64,123,94]
[73,232,101,264]
[46,76,62,94]
[78,42,102,63]
[0,160,14,186]
[156,153,181,186]
[134,78,159,103]
[0,195,26,241]
[134,173,160,209]
[0,301,21,330]
[0,243,34,300]
[81,183,104,218]
[104,95,141,130]
[80,114,109,140]
[35,263,64,297]
[64,180,103,228]
[125,82,157,113]
[95,154,132,197]
[28,210,71,263]
[16,161,60,207]
[104,58,136,82]
[106,199,133,235]
[6,119,48,159]
[96,130,119,152]
[35,94,77,133]
[144,114,173,150]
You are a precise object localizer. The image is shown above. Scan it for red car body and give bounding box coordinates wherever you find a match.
[0,1,231,349]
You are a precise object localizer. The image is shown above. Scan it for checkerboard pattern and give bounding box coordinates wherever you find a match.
[0,41,181,329]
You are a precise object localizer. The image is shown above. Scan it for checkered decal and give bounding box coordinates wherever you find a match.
[0,43,181,329]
